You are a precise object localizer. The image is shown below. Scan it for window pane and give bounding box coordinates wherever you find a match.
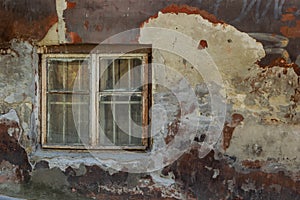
[130,59,142,91]
[115,103,130,145]
[100,58,143,92]
[114,59,128,89]
[48,59,89,92]
[99,95,143,146]
[130,99,143,145]
[99,99,114,146]
[47,94,89,145]
[100,58,113,91]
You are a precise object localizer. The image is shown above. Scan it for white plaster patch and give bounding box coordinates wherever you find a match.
[151,172,175,187]
[0,195,25,200]
[38,23,60,45]
[139,12,265,163]
[226,121,300,173]
[56,0,67,43]
[0,109,20,124]
[4,93,24,104]
[38,0,67,45]
[140,12,265,79]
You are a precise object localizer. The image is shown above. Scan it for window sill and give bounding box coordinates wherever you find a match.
[30,148,150,171]
[41,144,147,151]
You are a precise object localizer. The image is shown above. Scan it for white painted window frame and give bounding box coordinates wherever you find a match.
[41,52,149,150]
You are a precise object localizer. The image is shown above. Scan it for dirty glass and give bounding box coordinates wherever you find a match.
[46,58,89,145]
[99,57,143,146]
[99,95,143,146]
[48,59,89,92]
[100,58,142,91]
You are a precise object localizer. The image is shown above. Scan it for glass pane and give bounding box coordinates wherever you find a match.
[99,100,114,146]
[99,94,143,146]
[47,94,89,145]
[48,59,89,92]
[115,59,129,90]
[115,103,130,145]
[130,59,142,91]
[130,101,142,145]
[100,58,113,91]
[100,58,143,92]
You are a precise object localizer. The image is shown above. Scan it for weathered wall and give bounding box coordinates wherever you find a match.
[139,10,300,199]
[0,0,299,199]
[0,41,37,148]
[63,0,300,62]
[0,0,57,46]
[1,0,300,60]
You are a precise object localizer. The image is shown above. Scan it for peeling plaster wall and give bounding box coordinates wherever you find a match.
[0,1,300,200]
[139,11,265,159]
[226,65,300,173]
[38,0,67,45]
[61,0,300,61]
[0,41,37,147]
[0,0,57,46]
[139,12,300,177]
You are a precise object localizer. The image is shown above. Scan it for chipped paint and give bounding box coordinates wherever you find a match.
[160,4,223,24]
[0,0,57,44]
[84,20,89,30]
[68,32,83,43]
[163,149,300,199]
[140,11,265,80]
[198,40,208,49]
[66,1,76,9]
[223,113,244,150]
[38,0,83,45]
[0,112,31,183]
[140,4,223,30]
[0,1,300,199]
[281,13,296,22]
[38,23,60,45]
[56,0,67,43]
[38,0,67,45]
[280,20,300,38]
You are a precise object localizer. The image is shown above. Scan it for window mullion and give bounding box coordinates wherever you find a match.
[77,61,81,144]
[128,59,132,145]
[90,54,98,146]
[42,55,47,145]
[95,55,100,146]
[112,60,116,145]
[62,62,67,144]
[142,55,149,147]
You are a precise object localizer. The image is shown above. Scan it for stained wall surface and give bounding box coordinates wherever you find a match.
[0,1,299,199]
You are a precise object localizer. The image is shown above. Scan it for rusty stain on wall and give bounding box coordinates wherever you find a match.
[67,32,83,43]
[0,1,300,199]
[198,40,208,49]
[162,148,300,200]
[0,117,31,183]
[66,0,76,9]
[280,20,300,38]
[0,0,57,45]
[62,0,300,61]
[223,113,244,150]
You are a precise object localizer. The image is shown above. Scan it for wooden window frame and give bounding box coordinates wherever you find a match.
[40,44,152,150]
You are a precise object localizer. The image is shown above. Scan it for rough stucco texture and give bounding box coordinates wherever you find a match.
[0,117,31,184]
[0,40,37,145]
[139,10,300,199]
[62,0,300,61]
[0,0,57,45]
[0,1,300,200]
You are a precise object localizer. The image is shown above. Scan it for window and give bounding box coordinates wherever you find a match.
[41,45,151,150]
